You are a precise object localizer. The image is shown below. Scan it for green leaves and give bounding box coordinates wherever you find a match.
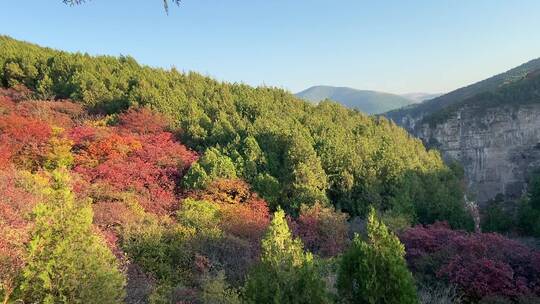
[0,35,470,224]
[243,209,329,304]
[337,208,418,304]
[183,148,237,190]
[20,169,125,304]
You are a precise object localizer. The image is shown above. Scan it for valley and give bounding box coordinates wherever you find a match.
[1,32,540,304]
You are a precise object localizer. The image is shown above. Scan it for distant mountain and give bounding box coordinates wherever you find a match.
[400,92,443,103]
[295,85,417,114]
[385,57,540,128]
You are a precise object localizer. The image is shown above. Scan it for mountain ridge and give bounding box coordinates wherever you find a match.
[385,57,540,129]
[296,85,418,114]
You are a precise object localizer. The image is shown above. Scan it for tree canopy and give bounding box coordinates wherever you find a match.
[0,35,473,229]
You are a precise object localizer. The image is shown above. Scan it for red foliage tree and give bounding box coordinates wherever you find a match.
[0,113,52,169]
[295,202,349,257]
[0,169,38,303]
[188,179,271,248]
[401,223,540,301]
[117,108,170,135]
[72,123,197,215]
[15,100,84,128]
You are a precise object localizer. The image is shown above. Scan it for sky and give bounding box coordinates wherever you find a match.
[1,0,540,94]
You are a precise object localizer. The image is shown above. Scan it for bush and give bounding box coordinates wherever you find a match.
[417,284,462,304]
[401,222,540,301]
[200,272,241,304]
[295,202,348,257]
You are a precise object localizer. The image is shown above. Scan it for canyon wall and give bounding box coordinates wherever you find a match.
[414,104,540,204]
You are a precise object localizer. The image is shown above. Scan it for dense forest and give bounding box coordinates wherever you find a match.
[1,36,539,303]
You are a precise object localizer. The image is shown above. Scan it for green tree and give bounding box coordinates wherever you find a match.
[200,272,241,304]
[183,148,237,190]
[20,169,125,304]
[337,208,418,304]
[518,171,540,236]
[176,198,222,238]
[282,133,329,213]
[243,209,329,304]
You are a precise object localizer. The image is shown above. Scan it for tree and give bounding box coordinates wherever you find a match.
[243,209,329,304]
[20,168,125,304]
[337,208,418,304]
[200,272,241,304]
[282,133,329,213]
[296,202,348,257]
[62,0,182,14]
[518,171,540,236]
[183,148,237,190]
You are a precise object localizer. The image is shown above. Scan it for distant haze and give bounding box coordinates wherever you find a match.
[296,85,438,114]
[400,92,443,103]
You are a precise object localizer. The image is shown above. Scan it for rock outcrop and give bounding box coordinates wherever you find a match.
[415,104,540,204]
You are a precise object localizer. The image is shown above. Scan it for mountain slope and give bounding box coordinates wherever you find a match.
[296,85,417,114]
[414,69,540,203]
[389,57,540,204]
[0,35,473,228]
[400,92,443,103]
[385,58,540,129]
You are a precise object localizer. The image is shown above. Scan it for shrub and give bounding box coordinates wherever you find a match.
[401,222,540,301]
[295,202,348,257]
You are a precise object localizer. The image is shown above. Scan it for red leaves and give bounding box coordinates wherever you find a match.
[401,223,540,300]
[72,120,197,215]
[0,169,37,296]
[294,202,349,257]
[117,107,170,135]
[0,113,52,169]
[0,169,37,229]
[0,93,198,217]
[188,179,271,246]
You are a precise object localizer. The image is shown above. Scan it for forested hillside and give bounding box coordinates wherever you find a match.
[2,36,539,304]
[385,57,540,128]
[0,35,472,226]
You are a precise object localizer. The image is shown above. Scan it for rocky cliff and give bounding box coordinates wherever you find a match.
[415,104,540,204]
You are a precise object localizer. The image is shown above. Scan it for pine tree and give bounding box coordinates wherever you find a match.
[243,209,329,304]
[337,208,418,304]
[20,168,125,304]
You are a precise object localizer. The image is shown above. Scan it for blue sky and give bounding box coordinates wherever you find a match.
[1,0,540,94]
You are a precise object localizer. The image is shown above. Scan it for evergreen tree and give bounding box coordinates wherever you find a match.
[20,168,125,304]
[337,208,418,304]
[243,209,329,304]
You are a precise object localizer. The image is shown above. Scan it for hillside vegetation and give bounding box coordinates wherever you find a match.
[386,57,540,125]
[8,36,540,304]
[0,35,472,227]
[422,68,540,127]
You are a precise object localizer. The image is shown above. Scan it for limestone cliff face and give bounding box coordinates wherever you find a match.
[415,104,540,204]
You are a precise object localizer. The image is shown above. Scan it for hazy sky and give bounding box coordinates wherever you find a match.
[1,0,540,94]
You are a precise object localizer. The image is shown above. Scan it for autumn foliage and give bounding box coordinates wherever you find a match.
[187,179,271,248]
[401,222,540,301]
[294,202,349,257]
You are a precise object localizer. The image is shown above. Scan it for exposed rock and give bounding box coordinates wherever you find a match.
[415,104,540,204]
